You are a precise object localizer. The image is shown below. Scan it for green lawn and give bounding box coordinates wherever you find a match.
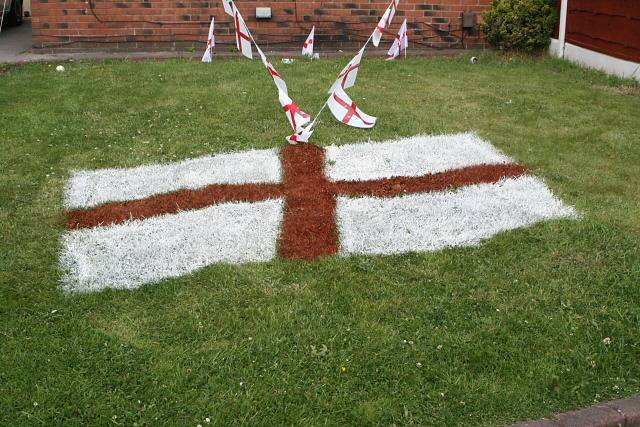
[1,54,639,426]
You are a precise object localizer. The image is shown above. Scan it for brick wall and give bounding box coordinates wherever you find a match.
[31,0,490,52]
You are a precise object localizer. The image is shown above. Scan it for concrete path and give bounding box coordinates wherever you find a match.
[0,21,207,63]
[0,20,32,63]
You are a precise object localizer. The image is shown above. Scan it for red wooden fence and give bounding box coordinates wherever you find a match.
[563,0,640,63]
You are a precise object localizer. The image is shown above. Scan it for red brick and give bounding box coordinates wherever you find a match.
[31,0,488,51]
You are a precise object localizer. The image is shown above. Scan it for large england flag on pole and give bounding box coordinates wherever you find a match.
[61,133,577,293]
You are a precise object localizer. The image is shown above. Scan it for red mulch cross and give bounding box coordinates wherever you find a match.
[67,145,528,260]
[332,93,374,126]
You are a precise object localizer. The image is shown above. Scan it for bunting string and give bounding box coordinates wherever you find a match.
[222,0,401,143]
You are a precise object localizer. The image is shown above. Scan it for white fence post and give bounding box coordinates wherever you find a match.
[557,0,568,58]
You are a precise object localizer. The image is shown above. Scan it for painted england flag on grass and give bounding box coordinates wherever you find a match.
[61,133,578,293]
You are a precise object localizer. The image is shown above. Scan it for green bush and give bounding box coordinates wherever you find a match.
[481,0,557,52]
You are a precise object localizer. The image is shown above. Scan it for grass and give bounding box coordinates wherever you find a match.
[1,53,639,426]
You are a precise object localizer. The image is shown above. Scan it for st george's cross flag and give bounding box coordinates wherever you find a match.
[222,0,234,16]
[255,45,311,132]
[387,19,408,60]
[279,91,311,132]
[286,124,314,144]
[232,4,253,59]
[257,46,288,94]
[60,133,577,293]
[327,86,377,129]
[372,0,399,47]
[302,26,315,57]
[201,17,215,63]
[328,46,365,93]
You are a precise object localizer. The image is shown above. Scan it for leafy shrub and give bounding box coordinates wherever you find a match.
[481,0,557,52]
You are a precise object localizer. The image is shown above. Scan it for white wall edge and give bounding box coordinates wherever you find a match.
[563,42,640,82]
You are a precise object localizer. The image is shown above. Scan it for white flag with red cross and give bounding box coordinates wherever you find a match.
[257,46,289,94]
[329,46,365,93]
[266,61,289,95]
[279,91,311,132]
[222,0,234,16]
[255,45,311,132]
[327,86,377,129]
[302,26,315,57]
[372,0,399,47]
[387,19,408,60]
[60,133,577,293]
[232,5,253,59]
[201,17,215,63]
[286,124,314,145]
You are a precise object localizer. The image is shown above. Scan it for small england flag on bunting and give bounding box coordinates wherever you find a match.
[257,46,289,94]
[232,6,253,59]
[327,86,377,129]
[328,46,364,93]
[255,44,311,132]
[286,124,314,144]
[222,0,234,16]
[279,91,311,132]
[372,0,399,47]
[302,26,315,57]
[201,17,215,63]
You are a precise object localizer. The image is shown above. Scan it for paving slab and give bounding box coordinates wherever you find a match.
[510,396,640,427]
[0,20,32,63]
